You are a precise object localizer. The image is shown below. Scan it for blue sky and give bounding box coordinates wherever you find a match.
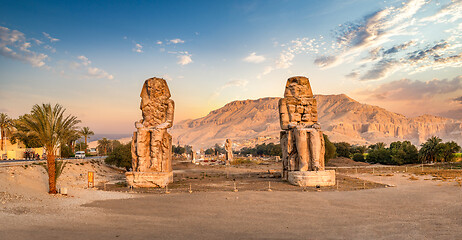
[0,0,461,134]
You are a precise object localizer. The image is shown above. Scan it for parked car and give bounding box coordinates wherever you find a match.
[75,151,86,159]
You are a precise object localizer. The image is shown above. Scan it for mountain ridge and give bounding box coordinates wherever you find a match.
[170,94,462,149]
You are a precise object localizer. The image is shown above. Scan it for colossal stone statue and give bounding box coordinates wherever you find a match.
[279,76,335,186]
[126,77,174,188]
[191,149,197,163]
[225,139,233,165]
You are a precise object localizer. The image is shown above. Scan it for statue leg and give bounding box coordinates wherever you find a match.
[150,129,165,171]
[136,129,150,172]
[161,132,172,172]
[294,128,309,171]
[131,131,138,171]
[281,131,292,178]
[306,128,322,171]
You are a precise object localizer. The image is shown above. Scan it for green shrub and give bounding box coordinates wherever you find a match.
[352,153,365,162]
[324,134,336,163]
[104,143,132,170]
[231,158,252,165]
[367,148,391,164]
[334,142,351,158]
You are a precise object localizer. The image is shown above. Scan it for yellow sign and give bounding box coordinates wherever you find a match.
[88,171,94,188]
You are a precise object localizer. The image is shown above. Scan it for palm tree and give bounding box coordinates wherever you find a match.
[66,131,81,154]
[10,114,43,148]
[437,141,461,162]
[0,113,13,151]
[78,126,94,154]
[419,136,442,163]
[20,104,80,194]
[97,137,110,155]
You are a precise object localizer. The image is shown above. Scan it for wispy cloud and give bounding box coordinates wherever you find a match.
[176,51,192,65]
[356,76,462,101]
[453,96,462,104]
[420,0,462,23]
[77,55,91,66]
[133,43,143,53]
[359,59,400,81]
[87,67,114,80]
[169,38,185,44]
[321,0,426,69]
[178,55,192,65]
[0,26,48,67]
[243,52,265,63]
[42,32,59,42]
[354,75,462,117]
[72,55,114,80]
[332,0,461,81]
[156,40,163,45]
[259,38,319,77]
[167,50,193,65]
[44,45,56,53]
[262,0,461,81]
[212,79,248,98]
[383,40,416,55]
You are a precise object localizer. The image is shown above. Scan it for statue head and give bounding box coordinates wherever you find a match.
[284,76,313,98]
[141,77,171,101]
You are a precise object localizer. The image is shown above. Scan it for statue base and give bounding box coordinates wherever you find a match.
[125,171,173,188]
[287,170,335,187]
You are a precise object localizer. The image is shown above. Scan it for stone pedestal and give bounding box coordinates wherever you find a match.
[287,170,335,187]
[125,171,173,188]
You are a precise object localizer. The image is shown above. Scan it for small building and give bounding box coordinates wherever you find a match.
[0,137,57,160]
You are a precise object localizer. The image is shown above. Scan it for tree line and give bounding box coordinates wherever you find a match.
[333,136,461,165]
[103,134,462,173]
[182,134,338,163]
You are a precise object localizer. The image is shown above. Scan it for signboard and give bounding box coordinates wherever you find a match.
[88,171,94,188]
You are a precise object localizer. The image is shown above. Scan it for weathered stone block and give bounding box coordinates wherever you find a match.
[125,172,173,188]
[288,170,336,187]
[290,113,301,122]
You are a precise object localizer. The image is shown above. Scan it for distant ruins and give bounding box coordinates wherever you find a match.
[279,76,335,186]
[126,77,174,188]
[225,139,233,165]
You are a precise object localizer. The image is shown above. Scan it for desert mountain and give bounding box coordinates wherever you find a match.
[171,94,462,149]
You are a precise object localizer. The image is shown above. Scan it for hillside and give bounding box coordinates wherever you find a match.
[170,94,462,149]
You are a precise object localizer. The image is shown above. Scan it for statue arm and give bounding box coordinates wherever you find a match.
[278,98,290,130]
[155,100,175,130]
[165,99,174,128]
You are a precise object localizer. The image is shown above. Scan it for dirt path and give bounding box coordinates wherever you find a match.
[1,160,462,239]
[1,172,461,239]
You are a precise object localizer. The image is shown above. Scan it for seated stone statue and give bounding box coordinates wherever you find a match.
[279,76,325,179]
[131,77,174,173]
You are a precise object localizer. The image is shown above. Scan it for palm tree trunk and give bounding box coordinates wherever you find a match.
[47,150,57,194]
[70,141,75,153]
[1,129,4,151]
[84,136,87,154]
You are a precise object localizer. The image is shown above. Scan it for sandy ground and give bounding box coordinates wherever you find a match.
[1,159,461,239]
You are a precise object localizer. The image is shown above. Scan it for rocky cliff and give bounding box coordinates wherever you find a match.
[171,94,462,149]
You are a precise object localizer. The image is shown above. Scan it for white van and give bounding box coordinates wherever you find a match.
[75,151,86,159]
